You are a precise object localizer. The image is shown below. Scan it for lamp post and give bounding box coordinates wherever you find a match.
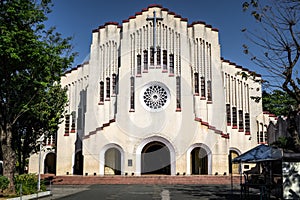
[37,134,44,192]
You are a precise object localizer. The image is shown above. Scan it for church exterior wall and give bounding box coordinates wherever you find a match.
[29,5,271,176]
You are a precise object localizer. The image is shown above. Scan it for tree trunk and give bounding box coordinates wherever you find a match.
[288,108,300,152]
[1,125,16,193]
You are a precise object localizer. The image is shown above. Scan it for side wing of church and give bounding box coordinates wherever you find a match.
[29,5,272,176]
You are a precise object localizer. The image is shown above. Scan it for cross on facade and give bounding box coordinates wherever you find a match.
[147,11,163,53]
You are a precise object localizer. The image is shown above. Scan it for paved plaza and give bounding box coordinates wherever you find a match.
[42,184,275,200]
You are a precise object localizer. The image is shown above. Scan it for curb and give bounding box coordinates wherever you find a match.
[7,191,52,200]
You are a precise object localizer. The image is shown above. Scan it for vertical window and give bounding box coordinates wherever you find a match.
[64,114,70,135]
[112,74,117,95]
[176,76,181,111]
[143,50,148,71]
[163,50,167,71]
[200,77,206,98]
[130,77,135,111]
[238,110,244,131]
[232,107,237,128]
[137,55,141,75]
[157,47,161,65]
[106,77,110,99]
[150,47,154,66]
[71,111,76,133]
[169,54,174,74]
[226,104,231,125]
[194,73,199,95]
[245,113,250,134]
[99,81,104,103]
[207,80,212,102]
[264,126,268,143]
[260,123,264,143]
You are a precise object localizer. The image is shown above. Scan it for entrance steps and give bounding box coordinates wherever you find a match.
[46,175,242,185]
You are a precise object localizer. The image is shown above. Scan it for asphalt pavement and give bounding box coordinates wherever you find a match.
[41,184,276,200]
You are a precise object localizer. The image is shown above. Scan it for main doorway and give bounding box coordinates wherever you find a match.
[141,141,170,175]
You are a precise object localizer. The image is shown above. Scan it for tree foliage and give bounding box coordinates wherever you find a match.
[0,0,75,191]
[262,90,297,116]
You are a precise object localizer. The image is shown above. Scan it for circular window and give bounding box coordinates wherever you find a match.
[140,82,170,112]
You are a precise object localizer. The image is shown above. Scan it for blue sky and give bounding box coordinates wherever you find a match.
[45,0,259,73]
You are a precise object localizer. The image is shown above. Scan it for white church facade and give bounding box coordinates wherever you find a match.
[29,4,273,176]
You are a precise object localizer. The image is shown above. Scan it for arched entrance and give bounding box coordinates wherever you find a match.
[104,148,121,175]
[190,147,208,175]
[73,150,84,175]
[44,152,56,174]
[141,141,171,175]
[187,143,212,175]
[229,150,240,174]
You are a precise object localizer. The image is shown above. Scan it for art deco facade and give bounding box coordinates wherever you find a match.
[29,5,272,176]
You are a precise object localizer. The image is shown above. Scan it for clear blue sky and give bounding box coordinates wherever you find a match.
[45,0,259,74]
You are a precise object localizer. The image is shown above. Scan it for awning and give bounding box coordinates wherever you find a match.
[232,144,283,163]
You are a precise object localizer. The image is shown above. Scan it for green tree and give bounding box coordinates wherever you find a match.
[0,0,75,192]
[262,90,297,116]
[243,0,300,150]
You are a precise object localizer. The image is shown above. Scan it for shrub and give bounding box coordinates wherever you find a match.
[0,176,9,192]
[14,174,46,195]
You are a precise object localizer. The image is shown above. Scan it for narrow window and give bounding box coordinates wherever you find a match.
[264,125,268,143]
[143,50,148,71]
[137,55,141,75]
[245,113,250,134]
[238,110,244,131]
[169,54,174,75]
[232,107,237,128]
[106,77,110,100]
[194,73,199,95]
[112,74,117,95]
[150,47,154,66]
[157,47,161,65]
[99,81,104,103]
[207,80,212,102]
[71,111,76,133]
[64,114,70,135]
[130,77,135,111]
[200,77,206,98]
[260,131,264,143]
[176,76,181,111]
[163,50,167,71]
[226,104,231,125]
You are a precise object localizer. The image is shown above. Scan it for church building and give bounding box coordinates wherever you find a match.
[29,4,273,176]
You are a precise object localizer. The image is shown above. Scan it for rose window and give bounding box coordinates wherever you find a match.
[140,82,170,112]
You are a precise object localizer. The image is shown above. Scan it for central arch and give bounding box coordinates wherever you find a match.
[141,141,170,175]
[136,136,176,175]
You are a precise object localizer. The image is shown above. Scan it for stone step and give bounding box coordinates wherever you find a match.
[47,175,242,185]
